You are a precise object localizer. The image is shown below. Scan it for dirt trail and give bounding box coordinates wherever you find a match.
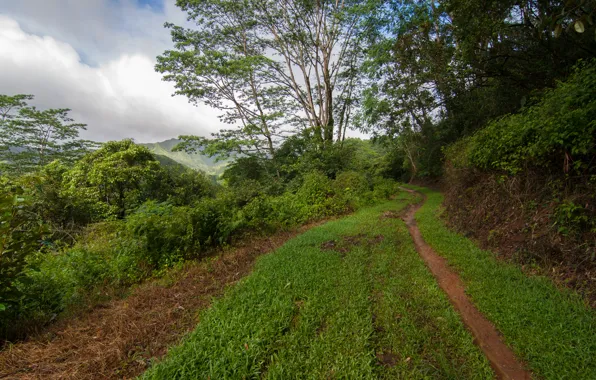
[0,223,322,380]
[401,188,531,380]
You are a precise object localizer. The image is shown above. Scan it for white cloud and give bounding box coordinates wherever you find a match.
[0,0,367,143]
[0,10,223,143]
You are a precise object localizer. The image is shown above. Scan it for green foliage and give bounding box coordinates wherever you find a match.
[166,166,217,206]
[334,171,370,195]
[554,200,590,236]
[361,0,596,181]
[126,202,195,269]
[1,126,403,342]
[190,197,239,247]
[447,60,596,175]
[0,186,48,323]
[62,140,165,220]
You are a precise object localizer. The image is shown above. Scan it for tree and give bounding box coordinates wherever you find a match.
[158,0,368,159]
[360,0,596,180]
[0,95,94,174]
[62,140,165,220]
[0,95,33,168]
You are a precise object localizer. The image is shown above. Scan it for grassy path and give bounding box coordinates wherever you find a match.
[140,187,596,379]
[406,185,596,380]
[141,192,493,379]
[402,188,530,379]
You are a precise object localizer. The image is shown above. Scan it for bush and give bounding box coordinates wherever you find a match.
[126,202,196,269]
[333,171,370,195]
[448,60,596,175]
[18,247,113,324]
[190,196,240,247]
[0,184,48,333]
[295,171,338,219]
[371,177,400,200]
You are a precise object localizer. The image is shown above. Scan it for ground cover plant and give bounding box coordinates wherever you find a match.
[141,191,494,379]
[407,185,596,379]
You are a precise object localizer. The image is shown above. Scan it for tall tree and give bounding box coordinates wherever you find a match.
[0,95,94,174]
[158,0,367,158]
[360,0,596,180]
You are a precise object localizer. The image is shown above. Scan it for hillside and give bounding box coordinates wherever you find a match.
[141,138,229,175]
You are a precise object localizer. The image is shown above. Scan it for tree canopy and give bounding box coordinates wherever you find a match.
[0,95,93,174]
[158,0,370,159]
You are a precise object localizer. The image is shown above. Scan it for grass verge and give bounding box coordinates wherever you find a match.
[141,191,493,379]
[406,185,596,379]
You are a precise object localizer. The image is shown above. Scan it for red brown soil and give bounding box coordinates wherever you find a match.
[401,189,531,380]
[0,223,322,380]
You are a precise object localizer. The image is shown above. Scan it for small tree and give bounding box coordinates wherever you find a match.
[62,140,165,220]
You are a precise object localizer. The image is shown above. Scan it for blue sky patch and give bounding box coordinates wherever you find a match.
[109,0,164,12]
[136,0,164,12]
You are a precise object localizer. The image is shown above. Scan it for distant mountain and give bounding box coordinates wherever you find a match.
[141,138,229,175]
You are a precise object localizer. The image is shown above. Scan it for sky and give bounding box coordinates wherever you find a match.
[0,0,367,144]
[0,0,224,143]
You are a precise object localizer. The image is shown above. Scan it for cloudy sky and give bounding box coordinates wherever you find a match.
[0,0,224,143]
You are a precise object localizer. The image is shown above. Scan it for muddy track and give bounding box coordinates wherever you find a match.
[401,188,531,380]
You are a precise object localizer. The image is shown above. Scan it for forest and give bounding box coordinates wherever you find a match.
[1,0,595,379]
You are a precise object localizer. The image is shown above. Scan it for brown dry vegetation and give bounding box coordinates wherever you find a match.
[442,166,596,306]
[0,223,323,380]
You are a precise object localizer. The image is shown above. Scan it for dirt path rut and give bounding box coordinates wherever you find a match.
[401,189,531,380]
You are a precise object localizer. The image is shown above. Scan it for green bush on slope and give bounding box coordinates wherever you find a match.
[447,60,596,175]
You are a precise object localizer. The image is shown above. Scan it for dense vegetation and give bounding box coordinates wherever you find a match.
[2,0,595,365]
[0,104,399,340]
[356,0,596,294]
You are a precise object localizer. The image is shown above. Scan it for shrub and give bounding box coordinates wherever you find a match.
[190,197,240,247]
[371,177,400,200]
[126,201,196,269]
[0,184,48,332]
[333,171,370,195]
[448,60,596,175]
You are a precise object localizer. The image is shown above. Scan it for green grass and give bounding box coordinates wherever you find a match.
[141,191,493,379]
[406,185,596,379]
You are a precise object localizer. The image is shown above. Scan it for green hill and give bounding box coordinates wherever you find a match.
[141,138,229,175]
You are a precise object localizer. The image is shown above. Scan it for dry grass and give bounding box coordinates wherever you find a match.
[0,224,322,380]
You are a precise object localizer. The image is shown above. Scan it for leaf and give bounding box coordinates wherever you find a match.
[574,20,585,33]
[554,24,563,38]
[0,303,6,312]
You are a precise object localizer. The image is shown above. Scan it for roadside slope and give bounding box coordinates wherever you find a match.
[407,185,596,379]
